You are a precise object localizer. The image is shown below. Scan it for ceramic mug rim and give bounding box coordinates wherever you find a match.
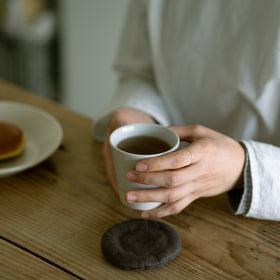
[109,123,180,157]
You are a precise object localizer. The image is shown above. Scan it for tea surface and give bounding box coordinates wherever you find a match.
[117,136,171,155]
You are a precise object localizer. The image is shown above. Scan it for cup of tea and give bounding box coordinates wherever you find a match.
[109,123,180,211]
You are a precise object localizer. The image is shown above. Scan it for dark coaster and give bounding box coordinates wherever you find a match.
[101,219,181,270]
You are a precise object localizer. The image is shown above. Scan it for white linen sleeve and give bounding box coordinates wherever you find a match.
[228,140,280,221]
[93,0,170,142]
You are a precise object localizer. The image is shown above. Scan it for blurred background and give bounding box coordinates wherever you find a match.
[0,0,128,118]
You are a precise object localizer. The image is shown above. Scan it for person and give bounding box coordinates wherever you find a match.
[93,0,280,221]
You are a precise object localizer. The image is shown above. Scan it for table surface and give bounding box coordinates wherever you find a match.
[0,79,279,280]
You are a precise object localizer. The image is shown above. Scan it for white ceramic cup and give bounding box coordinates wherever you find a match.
[109,123,180,211]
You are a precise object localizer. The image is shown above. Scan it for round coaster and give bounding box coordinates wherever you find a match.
[101,219,181,270]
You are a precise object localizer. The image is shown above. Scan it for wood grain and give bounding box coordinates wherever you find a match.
[0,238,77,280]
[0,79,280,279]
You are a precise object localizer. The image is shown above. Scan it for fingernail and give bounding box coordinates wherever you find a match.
[127,193,138,202]
[127,171,137,181]
[136,163,148,171]
[142,212,150,219]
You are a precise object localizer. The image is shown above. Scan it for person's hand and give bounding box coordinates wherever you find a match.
[125,125,246,218]
[103,108,156,193]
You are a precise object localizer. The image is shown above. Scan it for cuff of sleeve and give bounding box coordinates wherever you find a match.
[227,141,252,215]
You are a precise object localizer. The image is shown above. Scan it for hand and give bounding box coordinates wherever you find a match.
[125,125,246,218]
[102,108,156,193]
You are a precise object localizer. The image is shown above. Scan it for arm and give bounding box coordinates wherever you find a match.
[125,125,280,221]
[93,0,169,142]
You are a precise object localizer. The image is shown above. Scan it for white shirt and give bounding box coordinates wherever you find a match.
[94,0,280,221]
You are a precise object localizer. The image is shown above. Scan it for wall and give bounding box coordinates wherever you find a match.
[59,0,128,118]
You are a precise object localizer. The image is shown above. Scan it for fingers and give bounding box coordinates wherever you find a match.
[135,146,199,173]
[127,165,196,187]
[126,183,198,218]
[133,125,219,173]
[126,182,196,204]
[126,177,220,219]
[142,195,197,218]
[125,176,222,219]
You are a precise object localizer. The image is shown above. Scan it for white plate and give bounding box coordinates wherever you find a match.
[0,101,63,177]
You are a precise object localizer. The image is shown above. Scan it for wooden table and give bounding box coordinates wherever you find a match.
[0,79,279,280]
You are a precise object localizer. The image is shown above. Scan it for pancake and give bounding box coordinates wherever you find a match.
[0,121,26,160]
